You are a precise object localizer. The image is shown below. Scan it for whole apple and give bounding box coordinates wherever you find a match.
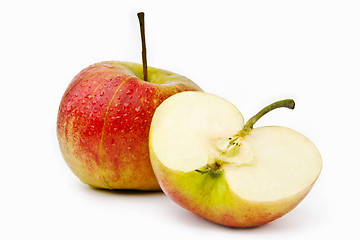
[57,61,201,190]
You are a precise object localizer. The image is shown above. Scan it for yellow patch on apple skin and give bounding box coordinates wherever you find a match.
[57,119,109,188]
[98,76,132,189]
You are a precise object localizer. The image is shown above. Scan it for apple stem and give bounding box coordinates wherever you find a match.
[137,12,148,82]
[241,99,295,135]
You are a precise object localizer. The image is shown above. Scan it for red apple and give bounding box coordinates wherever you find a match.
[57,61,202,190]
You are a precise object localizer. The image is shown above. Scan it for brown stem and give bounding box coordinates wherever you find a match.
[137,12,148,81]
[241,99,295,135]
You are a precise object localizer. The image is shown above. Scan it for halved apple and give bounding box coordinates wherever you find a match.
[149,91,322,227]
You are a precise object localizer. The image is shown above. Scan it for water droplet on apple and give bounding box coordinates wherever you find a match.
[124,102,129,108]
[135,106,141,112]
[111,139,116,145]
[99,91,104,96]
[85,94,93,100]
[66,102,73,111]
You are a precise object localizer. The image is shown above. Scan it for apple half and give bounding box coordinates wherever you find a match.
[149,91,322,227]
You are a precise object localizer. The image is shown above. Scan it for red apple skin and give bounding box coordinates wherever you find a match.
[57,61,202,190]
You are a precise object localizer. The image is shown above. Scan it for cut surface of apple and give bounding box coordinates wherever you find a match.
[150,91,244,172]
[223,126,322,202]
[149,91,322,227]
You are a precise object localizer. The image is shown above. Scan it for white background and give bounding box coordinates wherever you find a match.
[1,0,359,239]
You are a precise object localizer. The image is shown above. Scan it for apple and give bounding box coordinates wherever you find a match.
[57,13,202,190]
[149,91,322,227]
[57,61,201,190]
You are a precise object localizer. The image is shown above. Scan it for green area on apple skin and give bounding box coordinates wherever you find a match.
[115,62,193,85]
[150,148,315,227]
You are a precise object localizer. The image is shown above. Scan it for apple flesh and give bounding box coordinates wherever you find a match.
[149,91,322,227]
[57,61,202,190]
